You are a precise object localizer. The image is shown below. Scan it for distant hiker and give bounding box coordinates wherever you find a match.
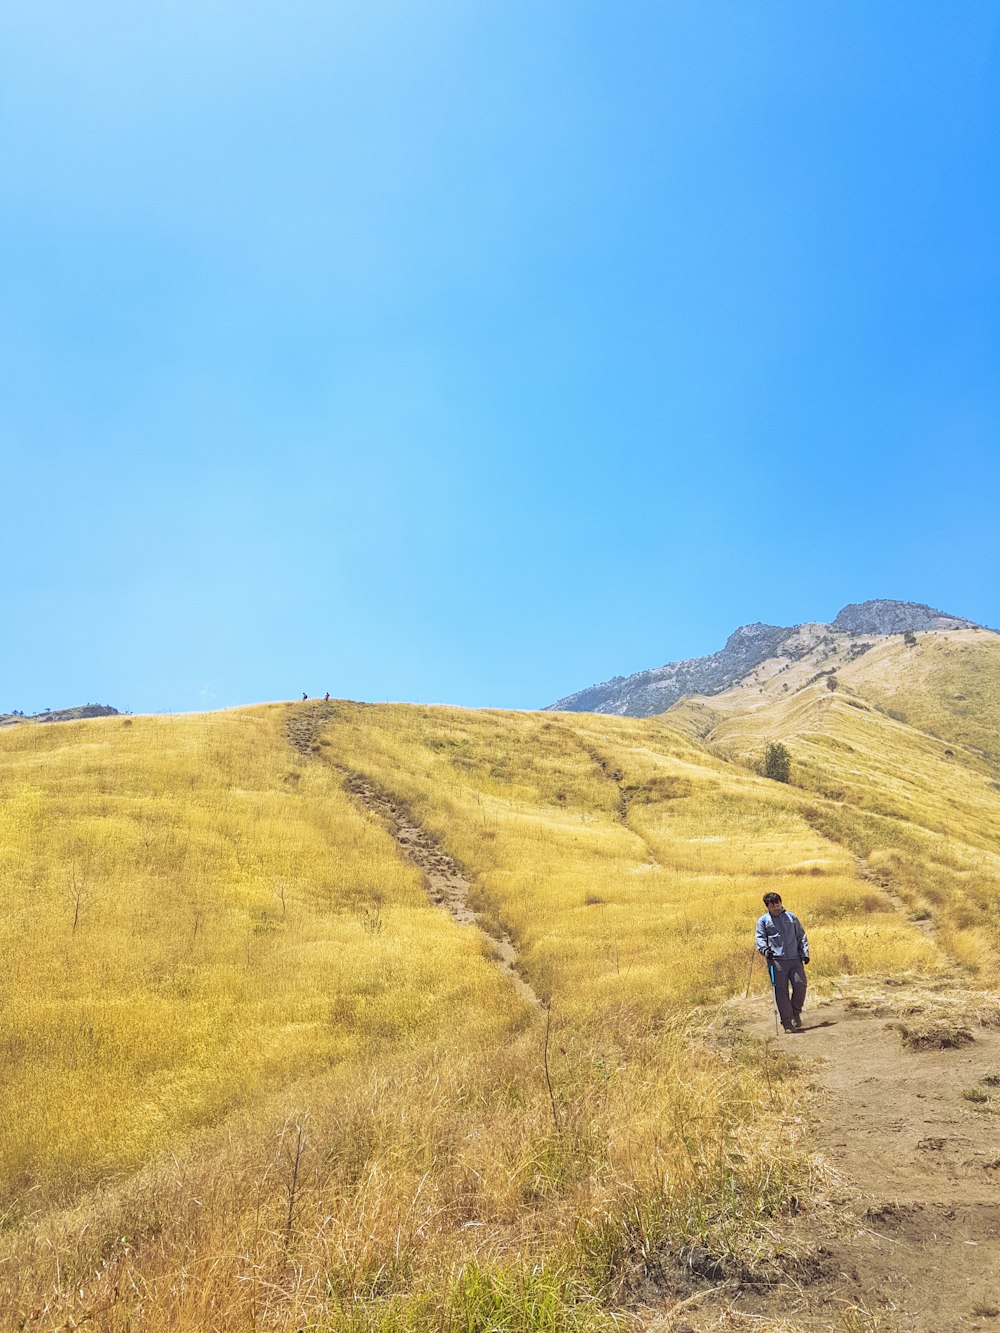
[324,692,330,702]
[302,692,308,701]
[755,892,810,1033]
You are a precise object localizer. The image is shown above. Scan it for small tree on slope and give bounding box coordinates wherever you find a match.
[762,741,791,783]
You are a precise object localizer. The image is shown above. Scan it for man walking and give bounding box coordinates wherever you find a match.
[755,892,810,1033]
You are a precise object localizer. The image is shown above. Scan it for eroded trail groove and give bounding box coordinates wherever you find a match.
[286,703,542,1009]
[580,740,660,868]
[340,770,543,1008]
[856,851,939,943]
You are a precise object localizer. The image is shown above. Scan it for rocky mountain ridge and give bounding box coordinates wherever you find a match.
[546,599,984,718]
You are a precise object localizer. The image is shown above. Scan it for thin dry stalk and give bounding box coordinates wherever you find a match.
[543,1003,561,1132]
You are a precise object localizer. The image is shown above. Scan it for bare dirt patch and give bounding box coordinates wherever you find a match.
[649,982,1000,1331]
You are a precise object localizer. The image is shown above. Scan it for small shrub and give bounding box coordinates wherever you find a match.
[761,742,791,784]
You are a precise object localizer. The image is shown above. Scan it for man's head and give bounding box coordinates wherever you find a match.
[763,892,784,913]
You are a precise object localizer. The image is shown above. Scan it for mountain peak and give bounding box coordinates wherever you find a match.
[831,599,978,636]
[722,622,786,651]
[546,599,985,717]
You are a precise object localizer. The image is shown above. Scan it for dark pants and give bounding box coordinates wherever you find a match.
[770,957,806,1026]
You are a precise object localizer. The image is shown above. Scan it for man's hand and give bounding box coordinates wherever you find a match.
[764,948,775,962]
[802,956,810,966]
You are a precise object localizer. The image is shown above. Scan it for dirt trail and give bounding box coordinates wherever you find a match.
[667,990,1000,1332]
[851,851,939,946]
[338,768,542,1008]
[285,703,542,1010]
[579,740,661,868]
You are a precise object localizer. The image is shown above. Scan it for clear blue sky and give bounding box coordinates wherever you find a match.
[3,3,998,715]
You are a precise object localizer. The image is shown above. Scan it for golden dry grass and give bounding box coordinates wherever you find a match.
[0,709,523,1210]
[0,671,978,1329]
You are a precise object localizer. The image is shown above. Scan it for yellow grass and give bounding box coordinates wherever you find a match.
[0,710,523,1208]
[0,676,973,1329]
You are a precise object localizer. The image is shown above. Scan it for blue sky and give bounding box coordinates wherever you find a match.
[3,2,998,715]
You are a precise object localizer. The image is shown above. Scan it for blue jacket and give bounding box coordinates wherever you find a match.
[756,910,809,962]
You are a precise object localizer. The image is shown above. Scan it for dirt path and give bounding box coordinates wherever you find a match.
[579,740,661,868]
[661,988,1000,1332]
[285,703,543,1010]
[338,768,542,1008]
[854,852,938,943]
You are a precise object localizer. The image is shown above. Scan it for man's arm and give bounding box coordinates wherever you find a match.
[755,915,769,955]
[794,915,810,961]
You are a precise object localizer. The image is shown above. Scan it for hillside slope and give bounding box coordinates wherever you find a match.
[669,629,1000,971]
[0,675,996,1330]
[0,703,119,726]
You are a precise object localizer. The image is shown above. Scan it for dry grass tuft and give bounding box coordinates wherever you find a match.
[830,976,1000,1051]
[896,1020,975,1051]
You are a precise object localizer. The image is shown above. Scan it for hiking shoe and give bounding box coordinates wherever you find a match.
[791,1013,803,1029]
[782,1023,803,1034]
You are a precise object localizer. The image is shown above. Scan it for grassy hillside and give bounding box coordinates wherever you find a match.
[844,629,1000,766]
[0,710,521,1203]
[0,687,968,1330]
[669,629,1000,975]
[315,700,933,1010]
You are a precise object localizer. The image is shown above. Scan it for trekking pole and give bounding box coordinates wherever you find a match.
[768,958,780,1036]
[745,948,757,999]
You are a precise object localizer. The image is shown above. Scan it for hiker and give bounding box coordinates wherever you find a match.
[324,692,330,702]
[755,892,810,1032]
[302,692,308,701]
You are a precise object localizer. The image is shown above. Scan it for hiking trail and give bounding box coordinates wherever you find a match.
[579,740,661,868]
[650,984,1000,1332]
[855,851,939,942]
[285,702,542,1010]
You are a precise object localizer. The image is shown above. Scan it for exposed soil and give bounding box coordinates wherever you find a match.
[285,702,542,1010]
[581,742,633,823]
[284,699,338,761]
[338,767,542,1008]
[650,985,1000,1332]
